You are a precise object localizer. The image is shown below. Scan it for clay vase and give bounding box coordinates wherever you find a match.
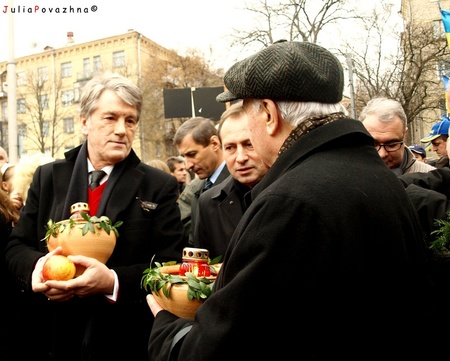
[153,264,215,319]
[47,219,116,276]
[155,283,204,319]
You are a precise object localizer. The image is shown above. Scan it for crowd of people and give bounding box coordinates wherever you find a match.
[146,40,446,359]
[2,40,450,361]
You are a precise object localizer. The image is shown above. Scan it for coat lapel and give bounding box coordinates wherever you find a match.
[96,149,142,220]
[55,142,143,221]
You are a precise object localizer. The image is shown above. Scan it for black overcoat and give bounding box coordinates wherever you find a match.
[148,118,439,360]
[193,175,250,259]
[5,142,184,361]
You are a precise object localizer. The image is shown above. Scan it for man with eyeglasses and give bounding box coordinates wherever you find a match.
[360,97,435,175]
[420,116,450,169]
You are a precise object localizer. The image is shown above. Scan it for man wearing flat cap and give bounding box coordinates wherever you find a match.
[146,41,438,359]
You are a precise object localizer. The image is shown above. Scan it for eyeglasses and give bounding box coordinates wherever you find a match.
[374,141,404,152]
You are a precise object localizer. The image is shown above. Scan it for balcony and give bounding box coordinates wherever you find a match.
[76,72,93,82]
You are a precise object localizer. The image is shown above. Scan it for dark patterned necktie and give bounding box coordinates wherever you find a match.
[203,178,213,190]
[89,170,106,190]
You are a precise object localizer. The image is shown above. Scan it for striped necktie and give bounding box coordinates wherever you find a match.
[203,178,213,190]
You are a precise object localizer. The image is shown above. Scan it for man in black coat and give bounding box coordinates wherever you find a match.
[146,41,439,359]
[5,73,184,361]
[193,101,268,259]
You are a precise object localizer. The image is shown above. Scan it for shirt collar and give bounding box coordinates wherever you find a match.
[87,159,113,177]
[208,161,226,183]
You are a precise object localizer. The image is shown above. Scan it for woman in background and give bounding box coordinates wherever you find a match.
[0,176,20,359]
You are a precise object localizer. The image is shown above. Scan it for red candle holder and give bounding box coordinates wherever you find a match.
[179,247,211,277]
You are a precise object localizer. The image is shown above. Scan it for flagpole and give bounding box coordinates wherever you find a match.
[438,1,450,117]
[7,0,18,163]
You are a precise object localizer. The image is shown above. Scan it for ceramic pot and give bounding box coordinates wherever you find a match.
[155,283,204,319]
[47,219,116,276]
[153,264,217,319]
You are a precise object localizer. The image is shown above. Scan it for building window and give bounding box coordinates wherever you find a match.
[17,98,26,113]
[63,117,74,133]
[43,120,49,137]
[61,62,72,78]
[17,71,26,86]
[83,58,91,78]
[61,90,75,106]
[38,67,48,85]
[113,51,125,68]
[438,58,450,79]
[93,56,102,72]
[433,19,444,39]
[39,94,49,110]
[1,101,6,120]
[18,123,27,137]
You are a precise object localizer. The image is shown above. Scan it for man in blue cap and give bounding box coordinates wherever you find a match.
[421,116,450,168]
[408,144,427,162]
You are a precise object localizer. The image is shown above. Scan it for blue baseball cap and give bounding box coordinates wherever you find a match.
[408,145,426,158]
[421,116,450,142]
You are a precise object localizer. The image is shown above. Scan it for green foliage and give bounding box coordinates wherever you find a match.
[208,255,222,265]
[43,211,122,242]
[141,256,220,302]
[430,212,450,255]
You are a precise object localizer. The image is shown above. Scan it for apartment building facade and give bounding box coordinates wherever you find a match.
[400,0,450,144]
[0,30,183,161]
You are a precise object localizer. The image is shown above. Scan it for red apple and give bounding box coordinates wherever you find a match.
[42,255,76,281]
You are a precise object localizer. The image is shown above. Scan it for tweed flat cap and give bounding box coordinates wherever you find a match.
[216,40,344,104]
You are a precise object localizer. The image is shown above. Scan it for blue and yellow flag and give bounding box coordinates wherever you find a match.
[440,3,450,48]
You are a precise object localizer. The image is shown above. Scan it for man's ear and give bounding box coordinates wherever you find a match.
[210,135,222,151]
[80,116,88,136]
[261,99,280,136]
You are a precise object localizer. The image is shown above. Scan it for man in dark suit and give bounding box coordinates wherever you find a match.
[174,117,230,245]
[5,72,184,361]
[193,101,268,259]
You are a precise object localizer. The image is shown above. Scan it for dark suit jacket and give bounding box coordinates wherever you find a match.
[5,142,184,361]
[398,167,450,240]
[193,175,250,259]
[178,163,230,245]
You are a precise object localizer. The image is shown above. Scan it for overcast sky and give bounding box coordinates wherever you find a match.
[0,0,249,71]
[0,0,404,73]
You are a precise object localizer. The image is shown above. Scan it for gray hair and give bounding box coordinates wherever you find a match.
[359,97,407,131]
[251,99,347,126]
[166,156,185,172]
[79,72,143,121]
